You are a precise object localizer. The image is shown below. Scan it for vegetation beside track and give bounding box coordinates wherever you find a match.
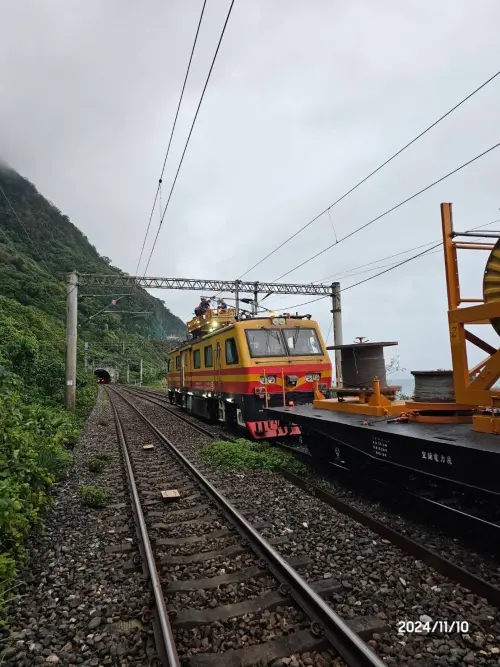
[0,297,95,621]
[79,485,113,508]
[201,437,306,473]
[0,164,184,620]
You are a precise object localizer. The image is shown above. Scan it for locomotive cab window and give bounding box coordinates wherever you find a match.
[245,329,287,358]
[167,359,172,372]
[225,338,239,365]
[193,349,201,369]
[175,355,181,370]
[284,328,323,355]
[204,345,213,367]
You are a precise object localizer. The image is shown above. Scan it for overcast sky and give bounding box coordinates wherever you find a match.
[1,0,500,378]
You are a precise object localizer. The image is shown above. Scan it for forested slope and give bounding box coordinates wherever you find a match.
[0,163,185,610]
[0,164,184,338]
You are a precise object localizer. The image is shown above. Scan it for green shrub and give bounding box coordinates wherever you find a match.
[80,485,113,508]
[88,457,105,473]
[88,453,112,472]
[0,553,16,626]
[94,452,112,462]
[0,394,75,551]
[200,438,306,474]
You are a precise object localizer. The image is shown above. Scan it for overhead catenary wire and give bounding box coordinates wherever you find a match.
[143,0,236,276]
[135,0,208,276]
[322,250,443,281]
[266,243,442,312]
[235,68,500,281]
[340,242,443,293]
[80,294,129,327]
[311,217,500,285]
[265,217,500,313]
[314,240,441,283]
[260,240,439,305]
[273,140,500,282]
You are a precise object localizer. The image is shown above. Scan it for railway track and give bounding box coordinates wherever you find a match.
[121,387,500,610]
[108,387,386,667]
[124,388,500,540]
[113,386,500,665]
[127,387,500,557]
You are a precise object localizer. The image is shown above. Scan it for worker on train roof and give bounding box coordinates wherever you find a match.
[217,298,228,311]
[194,297,210,317]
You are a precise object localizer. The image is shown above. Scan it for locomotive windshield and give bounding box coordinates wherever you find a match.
[284,327,323,355]
[245,328,287,357]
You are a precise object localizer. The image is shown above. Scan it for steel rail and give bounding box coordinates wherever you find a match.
[107,390,181,667]
[116,390,500,610]
[121,386,218,440]
[112,387,385,667]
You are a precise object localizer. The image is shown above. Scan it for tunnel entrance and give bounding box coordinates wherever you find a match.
[94,369,111,384]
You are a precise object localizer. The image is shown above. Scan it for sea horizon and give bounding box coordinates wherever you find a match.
[391,377,415,397]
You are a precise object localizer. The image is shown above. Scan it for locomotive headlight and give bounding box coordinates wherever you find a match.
[272,317,279,325]
[260,376,267,384]
[305,373,312,382]
[311,373,321,381]
[267,375,276,384]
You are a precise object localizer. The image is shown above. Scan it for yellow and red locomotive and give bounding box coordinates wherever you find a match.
[166,304,332,439]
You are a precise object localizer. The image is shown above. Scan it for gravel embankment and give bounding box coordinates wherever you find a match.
[0,391,154,667]
[128,393,500,667]
[294,448,500,589]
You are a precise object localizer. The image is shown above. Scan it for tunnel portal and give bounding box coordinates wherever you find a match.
[94,369,112,384]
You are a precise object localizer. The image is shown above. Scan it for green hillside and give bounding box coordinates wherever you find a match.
[0,164,185,608]
[0,164,185,339]
[0,163,186,390]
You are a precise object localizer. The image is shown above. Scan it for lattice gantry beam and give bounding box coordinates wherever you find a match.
[77,275,334,296]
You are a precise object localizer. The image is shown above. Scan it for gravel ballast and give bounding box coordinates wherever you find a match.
[127,390,500,666]
[0,391,154,667]
[111,390,356,666]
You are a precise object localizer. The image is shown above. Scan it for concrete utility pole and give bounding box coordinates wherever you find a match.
[84,342,88,370]
[65,271,79,410]
[126,362,130,384]
[253,282,259,315]
[139,358,143,386]
[234,279,240,318]
[331,282,343,387]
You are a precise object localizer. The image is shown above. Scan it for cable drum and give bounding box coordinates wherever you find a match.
[411,370,455,403]
[328,342,398,389]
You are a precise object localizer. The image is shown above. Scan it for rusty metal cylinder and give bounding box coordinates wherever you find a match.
[411,370,455,403]
[340,343,390,389]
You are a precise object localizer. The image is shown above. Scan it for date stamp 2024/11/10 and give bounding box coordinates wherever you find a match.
[397,620,469,634]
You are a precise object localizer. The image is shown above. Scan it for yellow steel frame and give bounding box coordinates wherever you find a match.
[442,203,500,407]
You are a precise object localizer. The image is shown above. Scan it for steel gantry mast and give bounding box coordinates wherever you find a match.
[78,274,334,296]
[66,272,341,410]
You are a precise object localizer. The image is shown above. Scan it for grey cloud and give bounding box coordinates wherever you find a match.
[1,0,500,374]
